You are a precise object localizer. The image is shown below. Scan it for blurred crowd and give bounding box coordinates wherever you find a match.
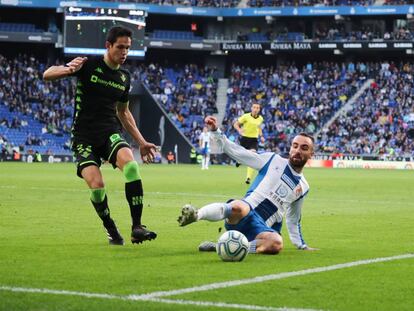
[1,54,413,157]
[318,62,414,157]
[0,54,74,153]
[222,62,368,154]
[90,0,239,7]
[89,0,376,7]
[248,0,374,7]
[139,63,218,144]
[315,26,414,42]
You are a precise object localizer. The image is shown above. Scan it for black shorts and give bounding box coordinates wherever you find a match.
[72,132,130,178]
[239,136,258,150]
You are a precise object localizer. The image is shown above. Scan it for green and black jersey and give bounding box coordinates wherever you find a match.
[71,57,131,146]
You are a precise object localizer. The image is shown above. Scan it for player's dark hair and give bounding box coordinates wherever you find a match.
[298,132,315,143]
[106,26,132,44]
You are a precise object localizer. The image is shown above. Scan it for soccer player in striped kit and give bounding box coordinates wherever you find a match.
[178,116,318,254]
[199,126,211,170]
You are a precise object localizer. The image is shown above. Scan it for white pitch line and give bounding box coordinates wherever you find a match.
[0,285,120,300]
[134,253,414,299]
[144,297,320,311]
[0,185,413,205]
[2,254,413,310]
[0,286,319,311]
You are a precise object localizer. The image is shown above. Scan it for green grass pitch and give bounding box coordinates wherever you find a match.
[0,162,413,311]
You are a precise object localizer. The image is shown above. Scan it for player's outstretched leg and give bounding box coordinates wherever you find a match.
[123,160,157,244]
[178,202,233,227]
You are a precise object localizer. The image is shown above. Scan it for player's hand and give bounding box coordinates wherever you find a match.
[205,116,218,131]
[65,57,87,74]
[140,141,157,164]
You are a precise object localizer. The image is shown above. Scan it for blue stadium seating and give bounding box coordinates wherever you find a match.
[151,30,203,41]
[0,22,43,33]
[0,104,71,155]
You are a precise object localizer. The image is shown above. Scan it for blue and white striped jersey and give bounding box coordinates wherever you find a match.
[211,129,310,249]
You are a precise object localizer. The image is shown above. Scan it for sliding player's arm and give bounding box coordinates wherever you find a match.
[286,197,318,251]
[206,116,271,169]
[215,131,272,170]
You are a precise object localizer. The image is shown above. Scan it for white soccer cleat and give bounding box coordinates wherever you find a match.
[178,204,198,227]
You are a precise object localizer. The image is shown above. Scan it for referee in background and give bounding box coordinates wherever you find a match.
[233,103,264,184]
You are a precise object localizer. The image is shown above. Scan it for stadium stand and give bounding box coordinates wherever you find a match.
[139,63,219,145]
[0,54,74,156]
[87,0,375,7]
[88,0,240,7]
[1,53,413,157]
[0,22,44,33]
[151,30,204,41]
[247,0,374,7]
[222,62,369,154]
[317,62,414,157]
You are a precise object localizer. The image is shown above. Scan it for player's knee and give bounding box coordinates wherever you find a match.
[123,160,141,182]
[230,201,250,217]
[89,179,104,189]
[83,172,104,189]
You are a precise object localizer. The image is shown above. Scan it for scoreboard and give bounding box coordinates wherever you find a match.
[64,7,146,57]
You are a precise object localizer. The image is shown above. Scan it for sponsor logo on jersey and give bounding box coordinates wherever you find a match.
[295,185,303,197]
[275,184,288,198]
[90,75,126,91]
[281,173,296,190]
[268,191,285,207]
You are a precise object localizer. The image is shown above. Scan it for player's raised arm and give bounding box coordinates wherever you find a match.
[205,116,272,170]
[43,57,87,81]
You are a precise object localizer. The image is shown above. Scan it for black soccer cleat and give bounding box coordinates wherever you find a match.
[198,241,217,252]
[245,178,251,184]
[105,220,125,246]
[235,162,241,167]
[131,225,157,244]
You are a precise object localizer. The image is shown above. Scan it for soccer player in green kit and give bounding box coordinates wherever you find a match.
[43,26,157,245]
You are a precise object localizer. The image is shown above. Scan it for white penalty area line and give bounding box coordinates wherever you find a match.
[135,253,414,299]
[1,254,413,311]
[0,286,317,311]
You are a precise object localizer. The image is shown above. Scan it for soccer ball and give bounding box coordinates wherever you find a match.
[217,230,249,262]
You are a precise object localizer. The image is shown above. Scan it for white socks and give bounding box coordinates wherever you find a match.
[248,240,257,253]
[197,203,232,221]
[201,155,210,169]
